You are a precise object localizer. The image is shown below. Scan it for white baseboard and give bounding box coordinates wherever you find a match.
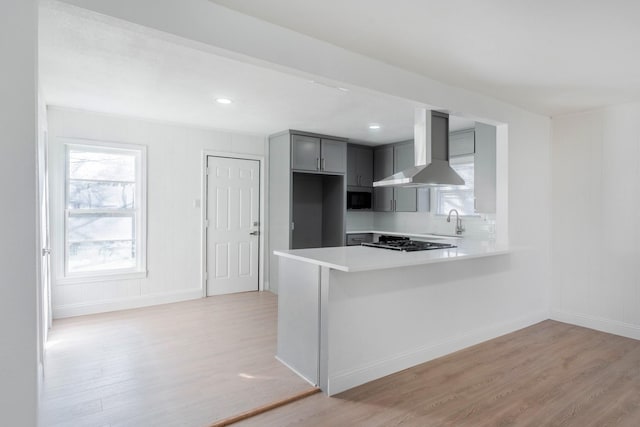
[52,289,203,319]
[550,309,640,341]
[327,310,549,396]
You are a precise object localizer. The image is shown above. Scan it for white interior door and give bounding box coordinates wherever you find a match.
[206,156,260,296]
[38,130,52,370]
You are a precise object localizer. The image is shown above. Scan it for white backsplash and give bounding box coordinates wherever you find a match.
[345,211,374,231]
[347,210,494,240]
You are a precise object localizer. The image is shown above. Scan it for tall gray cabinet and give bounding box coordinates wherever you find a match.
[269,130,347,292]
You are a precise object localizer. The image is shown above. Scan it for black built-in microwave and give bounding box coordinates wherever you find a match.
[347,189,372,210]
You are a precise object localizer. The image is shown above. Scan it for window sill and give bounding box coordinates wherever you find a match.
[56,270,148,285]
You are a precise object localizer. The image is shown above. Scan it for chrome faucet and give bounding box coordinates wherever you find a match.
[447,209,465,235]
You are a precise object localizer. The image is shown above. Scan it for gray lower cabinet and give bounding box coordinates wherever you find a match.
[346,233,373,246]
[373,142,417,212]
[291,134,346,173]
[347,144,373,187]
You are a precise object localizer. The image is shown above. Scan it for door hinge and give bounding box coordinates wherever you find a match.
[204,219,209,228]
[205,167,210,176]
[204,272,208,281]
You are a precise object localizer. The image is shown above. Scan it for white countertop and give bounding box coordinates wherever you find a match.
[274,239,509,273]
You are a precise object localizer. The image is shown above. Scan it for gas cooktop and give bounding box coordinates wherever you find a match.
[361,235,456,252]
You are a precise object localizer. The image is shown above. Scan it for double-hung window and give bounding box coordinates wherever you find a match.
[65,142,146,279]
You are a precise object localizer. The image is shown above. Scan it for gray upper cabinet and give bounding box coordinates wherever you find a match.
[357,147,373,186]
[474,123,496,213]
[320,138,347,173]
[292,134,321,171]
[373,145,393,180]
[347,145,358,186]
[393,142,417,212]
[373,187,394,212]
[291,134,346,173]
[373,145,394,211]
[347,144,373,187]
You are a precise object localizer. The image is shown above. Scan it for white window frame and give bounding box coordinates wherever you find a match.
[431,154,479,217]
[61,140,147,283]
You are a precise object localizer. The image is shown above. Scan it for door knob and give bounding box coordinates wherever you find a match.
[249,231,260,236]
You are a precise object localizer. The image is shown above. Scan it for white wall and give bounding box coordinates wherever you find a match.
[552,104,640,339]
[47,108,265,318]
[345,211,374,231]
[0,1,38,425]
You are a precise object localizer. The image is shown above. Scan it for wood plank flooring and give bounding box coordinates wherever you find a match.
[237,320,640,426]
[39,291,311,427]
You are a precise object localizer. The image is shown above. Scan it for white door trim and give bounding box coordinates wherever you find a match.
[201,151,265,297]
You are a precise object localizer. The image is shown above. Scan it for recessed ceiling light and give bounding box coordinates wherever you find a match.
[215,97,233,105]
[369,124,381,130]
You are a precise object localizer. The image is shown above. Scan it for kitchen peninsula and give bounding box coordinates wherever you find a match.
[274,239,510,395]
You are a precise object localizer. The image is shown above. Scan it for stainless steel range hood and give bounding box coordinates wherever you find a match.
[373,108,465,188]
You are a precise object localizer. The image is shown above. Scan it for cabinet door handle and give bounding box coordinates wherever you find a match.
[390,199,393,211]
[321,158,325,170]
[316,158,320,170]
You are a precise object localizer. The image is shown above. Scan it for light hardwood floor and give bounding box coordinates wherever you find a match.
[238,320,640,426]
[39,291,311,427]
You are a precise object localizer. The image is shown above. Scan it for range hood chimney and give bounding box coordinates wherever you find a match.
[373,108,465,188]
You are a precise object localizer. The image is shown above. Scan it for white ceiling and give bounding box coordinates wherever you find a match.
[211,0,640,116]
[39,2,476,145]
